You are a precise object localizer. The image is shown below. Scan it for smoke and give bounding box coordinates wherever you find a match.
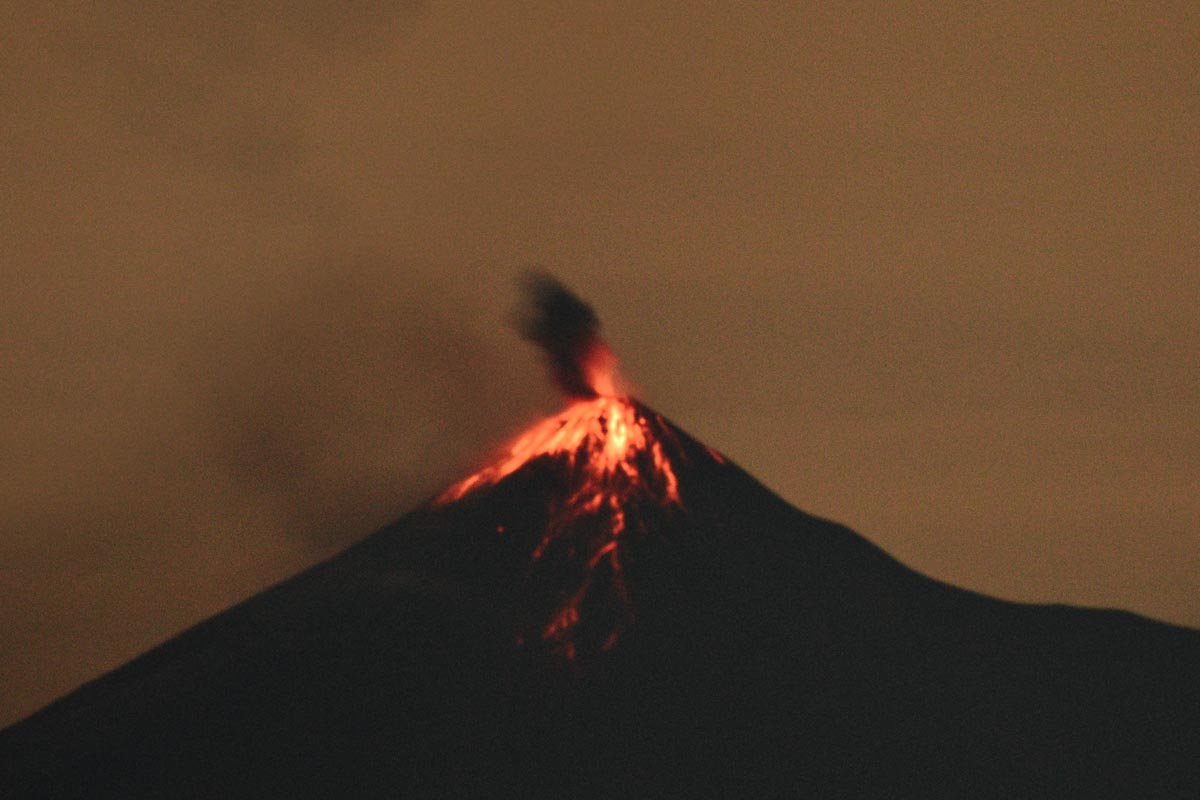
[0,0,537,728]
[517,272,616,399]
[192,264,545,546]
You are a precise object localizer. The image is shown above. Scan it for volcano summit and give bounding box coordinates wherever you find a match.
[2,277,1198,798]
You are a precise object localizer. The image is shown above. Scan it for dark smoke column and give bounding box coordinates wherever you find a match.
[517,272,617,399]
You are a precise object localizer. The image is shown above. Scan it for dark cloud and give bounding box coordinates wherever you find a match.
[517,271,611,399]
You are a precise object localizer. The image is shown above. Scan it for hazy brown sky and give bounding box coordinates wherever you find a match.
[3,2,1197,727]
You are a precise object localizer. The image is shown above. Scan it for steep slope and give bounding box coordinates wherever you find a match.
[2,397,1197,798]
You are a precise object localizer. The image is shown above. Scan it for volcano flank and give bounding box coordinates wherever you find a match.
[2,278,1198,798]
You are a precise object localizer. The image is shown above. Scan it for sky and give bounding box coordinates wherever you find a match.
[2,1,1197,727]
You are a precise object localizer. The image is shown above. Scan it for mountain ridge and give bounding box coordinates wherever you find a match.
[2,400,1197,798]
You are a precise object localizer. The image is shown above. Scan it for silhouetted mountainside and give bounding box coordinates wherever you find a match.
[3,401,1198,798]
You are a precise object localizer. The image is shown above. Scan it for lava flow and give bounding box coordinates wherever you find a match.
[438,395,684,659]
[436,274,686,659]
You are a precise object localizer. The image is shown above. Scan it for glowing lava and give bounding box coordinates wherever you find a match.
[436,273,691,658]
[437,395,683,659]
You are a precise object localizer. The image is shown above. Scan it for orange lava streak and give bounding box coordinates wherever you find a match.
[437,396,683,658]
[438,396,681,507]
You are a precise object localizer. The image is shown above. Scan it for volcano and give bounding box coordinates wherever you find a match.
[3,279,1198,798]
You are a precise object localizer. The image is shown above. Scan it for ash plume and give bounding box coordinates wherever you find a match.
[518,272,615,399]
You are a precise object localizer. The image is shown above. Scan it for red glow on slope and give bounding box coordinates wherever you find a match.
[437,394,683,658]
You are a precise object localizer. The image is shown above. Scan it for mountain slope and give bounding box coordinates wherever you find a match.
[2,400,1197,798]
